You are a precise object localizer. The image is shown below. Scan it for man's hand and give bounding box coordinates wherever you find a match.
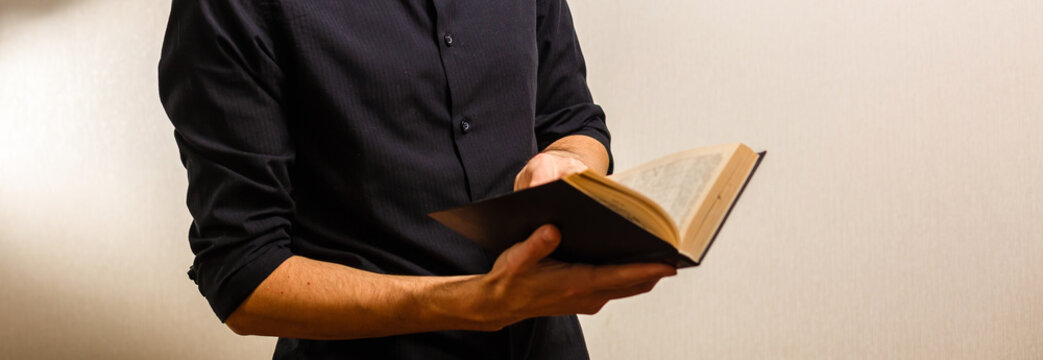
[514,151,589,191]
[514,135,610,191]
[461,224,677,330]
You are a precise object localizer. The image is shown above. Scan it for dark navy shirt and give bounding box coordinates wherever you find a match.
[159,0,611,358]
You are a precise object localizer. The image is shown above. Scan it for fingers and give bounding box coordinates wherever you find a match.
[593,279,662,301]
[487,225,677,320]
[514,158,559,190]
[587,262,676,290]
[568,279,662,315]
[527,163,561,189]
[553,278,664,316]
[531,156,587,187]
[513,170,529,191]
[514,153,589,191]
[499,225,561,272]
[551,262,675,316]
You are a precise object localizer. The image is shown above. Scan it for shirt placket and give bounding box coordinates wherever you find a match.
[430,0,480,201]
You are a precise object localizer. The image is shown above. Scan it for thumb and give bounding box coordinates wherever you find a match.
[500,224,561,271]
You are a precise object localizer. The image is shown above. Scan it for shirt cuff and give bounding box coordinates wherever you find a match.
[203,245,294,322]
[567,127,614,175]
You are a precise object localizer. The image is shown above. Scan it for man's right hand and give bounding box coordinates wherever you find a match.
[459,224,677,331]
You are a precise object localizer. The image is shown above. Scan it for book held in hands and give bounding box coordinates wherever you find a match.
[431,143,765,268]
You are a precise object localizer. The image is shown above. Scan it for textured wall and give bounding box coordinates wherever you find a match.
[1,0,1040,359]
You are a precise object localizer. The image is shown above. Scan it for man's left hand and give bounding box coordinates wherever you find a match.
[513,151,588,191]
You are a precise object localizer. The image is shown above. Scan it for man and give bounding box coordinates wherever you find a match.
[158,0,675,358]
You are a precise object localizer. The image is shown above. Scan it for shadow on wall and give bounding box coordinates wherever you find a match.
[0,0,87,15]
[0,0,91,32]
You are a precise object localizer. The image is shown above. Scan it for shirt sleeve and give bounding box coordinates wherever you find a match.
[534,0,614,174]
[158,0,294,322]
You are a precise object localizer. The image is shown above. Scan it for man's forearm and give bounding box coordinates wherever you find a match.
[542,134,610,175]
[225,256,490,340]
[225,224,675,341]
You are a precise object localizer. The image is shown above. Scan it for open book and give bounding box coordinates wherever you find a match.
[430,143,764,267]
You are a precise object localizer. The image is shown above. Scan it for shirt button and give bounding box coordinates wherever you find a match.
[460,120,472,133]
[443,34,454,47]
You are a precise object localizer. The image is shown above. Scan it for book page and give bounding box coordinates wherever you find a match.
[565,171,680,244]
[682,149,758,258]
[611,151,727,225]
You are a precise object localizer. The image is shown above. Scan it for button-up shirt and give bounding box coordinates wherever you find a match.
[159,0,611,358]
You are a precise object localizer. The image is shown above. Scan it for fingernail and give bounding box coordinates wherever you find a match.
[541,227,555,242]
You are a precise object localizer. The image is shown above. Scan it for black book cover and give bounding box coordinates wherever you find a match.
[430,151,765,268]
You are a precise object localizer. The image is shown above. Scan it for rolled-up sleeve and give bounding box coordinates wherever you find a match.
[534,0,614,174]
[158,0,294,322]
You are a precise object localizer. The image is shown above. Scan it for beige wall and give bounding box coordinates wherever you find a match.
[1,0,1040,358]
